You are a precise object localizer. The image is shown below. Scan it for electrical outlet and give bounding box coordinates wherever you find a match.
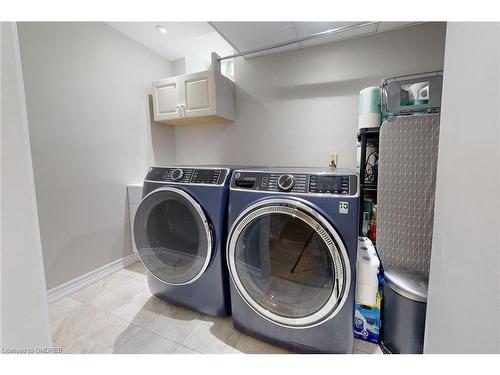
[328,153,338,168]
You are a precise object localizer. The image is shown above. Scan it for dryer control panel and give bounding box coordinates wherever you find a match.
[231,171,358,196]
[145,167,228,185]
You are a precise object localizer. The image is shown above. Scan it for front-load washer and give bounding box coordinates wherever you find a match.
[226,167,359,353]
[134,165,236,316]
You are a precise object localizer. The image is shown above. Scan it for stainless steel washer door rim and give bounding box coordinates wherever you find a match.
[227,198,351,329]
[134,186,213,286]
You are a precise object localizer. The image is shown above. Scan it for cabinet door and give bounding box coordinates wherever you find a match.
[152,77,180,121]
[179,70,216,118]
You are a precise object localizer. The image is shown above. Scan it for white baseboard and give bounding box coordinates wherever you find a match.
[47,253,138,304]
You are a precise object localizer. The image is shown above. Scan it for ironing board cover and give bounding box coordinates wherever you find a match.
[377,114,440,275]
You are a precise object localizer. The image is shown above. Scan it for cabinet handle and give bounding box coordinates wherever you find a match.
[180,104,186,117]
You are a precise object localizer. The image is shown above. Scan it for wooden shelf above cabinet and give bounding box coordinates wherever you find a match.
[152,53,235,126]
[157,115,233,126]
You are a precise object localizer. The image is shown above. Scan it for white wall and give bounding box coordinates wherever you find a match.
[176,32,233,74]
[17,22,175,290]
[424,22,500,354]
[174,23,447,167]
[1,22,51,350]
[172,57,187,76]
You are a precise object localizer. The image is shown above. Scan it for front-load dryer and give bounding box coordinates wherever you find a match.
[134,166,235,316]
[226,167,359,353]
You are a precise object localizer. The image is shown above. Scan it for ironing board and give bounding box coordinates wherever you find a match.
[377,114,441,275]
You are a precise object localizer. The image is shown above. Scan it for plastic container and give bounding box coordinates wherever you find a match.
[381,71,443,117]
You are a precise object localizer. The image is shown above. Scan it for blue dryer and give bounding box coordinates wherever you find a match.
[226,167,359,353]
[134,166,234,316]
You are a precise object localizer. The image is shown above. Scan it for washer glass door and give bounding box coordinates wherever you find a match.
[228,200,349,328]
[134,187,212,285]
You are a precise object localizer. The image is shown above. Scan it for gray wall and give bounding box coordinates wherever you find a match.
[18,22,175,289]
[174,23,447,168]
[1,22,51,349]
[424,22,500,353]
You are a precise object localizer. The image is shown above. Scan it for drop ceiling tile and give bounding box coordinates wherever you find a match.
[299,22,379,47]
[378,22,420,32]
[211,22,299,52]
[292,22,366,38]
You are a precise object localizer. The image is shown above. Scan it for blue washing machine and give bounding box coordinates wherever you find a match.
[134,166,236,316]
[226,167,359,353]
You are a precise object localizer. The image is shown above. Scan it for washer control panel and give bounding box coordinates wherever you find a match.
[232,171,357,195]
[309,175,351,195]
[146,167,227,185]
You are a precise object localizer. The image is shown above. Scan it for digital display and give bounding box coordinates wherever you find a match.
[192,169,221,184]
[194,170,213,179]
[309,175,350,194]
[316,176,341,191]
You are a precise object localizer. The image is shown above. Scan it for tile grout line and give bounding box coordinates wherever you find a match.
[173,343,202,354]
[113,327,145,353]
[114,328,181,354]
[231,331,245,353]
[180,342,204,354]
[141,319,199,349]
[55,298,145,354]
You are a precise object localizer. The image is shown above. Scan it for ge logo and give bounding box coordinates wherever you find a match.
[339,202,349,214]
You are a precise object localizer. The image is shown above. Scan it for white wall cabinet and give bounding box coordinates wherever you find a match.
[154,77,179,122]
[152,53,235,125]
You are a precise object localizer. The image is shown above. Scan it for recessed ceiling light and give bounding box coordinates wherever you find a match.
[155,25,168,34]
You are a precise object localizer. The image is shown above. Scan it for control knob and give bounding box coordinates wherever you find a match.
[170,168,184,182]
[277,174,295,191]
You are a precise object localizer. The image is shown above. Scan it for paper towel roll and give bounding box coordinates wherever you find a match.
[358,86,381,129]
[356,237,380,306]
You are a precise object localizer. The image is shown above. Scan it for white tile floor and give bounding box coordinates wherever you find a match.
[49,261,382,354]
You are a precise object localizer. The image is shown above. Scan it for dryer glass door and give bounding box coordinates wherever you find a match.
[227,199,350,328]
[134,187,212,285]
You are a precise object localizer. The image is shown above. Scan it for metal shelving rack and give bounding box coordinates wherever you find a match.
[357,127,380,234]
